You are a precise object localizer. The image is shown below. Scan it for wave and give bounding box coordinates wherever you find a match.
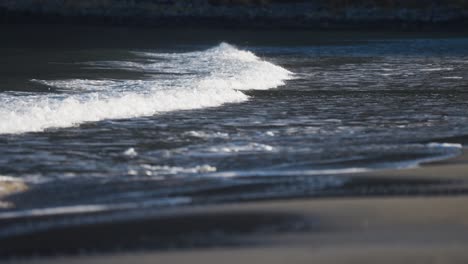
[0,43,292,134]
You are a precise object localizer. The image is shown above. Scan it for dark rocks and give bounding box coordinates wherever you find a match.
[1,0,468,29]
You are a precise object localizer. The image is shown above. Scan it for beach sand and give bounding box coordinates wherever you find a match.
[3,149,468,263]
[0,177,27,209]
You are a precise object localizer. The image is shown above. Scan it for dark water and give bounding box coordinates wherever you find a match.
[1,26,468,238]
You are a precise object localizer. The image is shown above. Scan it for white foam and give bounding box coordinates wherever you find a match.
[0,43,293,134]
[209,168,370,178]
[442,76,463,80]
[183,130,230,139]
[427,142,463,149]
[139,164,217,176]
[419,67,454,72]
[123,147,138,157]
[0,175,22,182]
[31,79,115,91]
[386,142,463,170]
[207,142,276,154]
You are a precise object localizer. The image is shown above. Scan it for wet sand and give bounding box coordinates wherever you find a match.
[0,177,27,209]
[3,149,468,263]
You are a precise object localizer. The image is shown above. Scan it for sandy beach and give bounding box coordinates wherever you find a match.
[1,148,466,263]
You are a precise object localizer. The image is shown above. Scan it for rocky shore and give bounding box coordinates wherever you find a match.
[1,0,468,30]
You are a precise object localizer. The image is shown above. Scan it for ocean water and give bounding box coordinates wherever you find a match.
[1,27,468,237]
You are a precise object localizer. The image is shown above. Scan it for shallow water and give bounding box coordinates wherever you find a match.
[1,26,468,236]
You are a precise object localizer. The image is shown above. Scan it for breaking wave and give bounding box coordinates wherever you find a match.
[0,43,292,134]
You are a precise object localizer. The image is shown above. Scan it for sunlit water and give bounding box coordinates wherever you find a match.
[1,29,468,236]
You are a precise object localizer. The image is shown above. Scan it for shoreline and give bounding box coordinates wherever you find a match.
[2,148,468,262]
[6,197,468,263]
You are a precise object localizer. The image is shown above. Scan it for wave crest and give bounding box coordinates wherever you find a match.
[0,43,292,134]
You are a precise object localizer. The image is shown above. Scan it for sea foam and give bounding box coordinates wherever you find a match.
[0,43,292,134]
